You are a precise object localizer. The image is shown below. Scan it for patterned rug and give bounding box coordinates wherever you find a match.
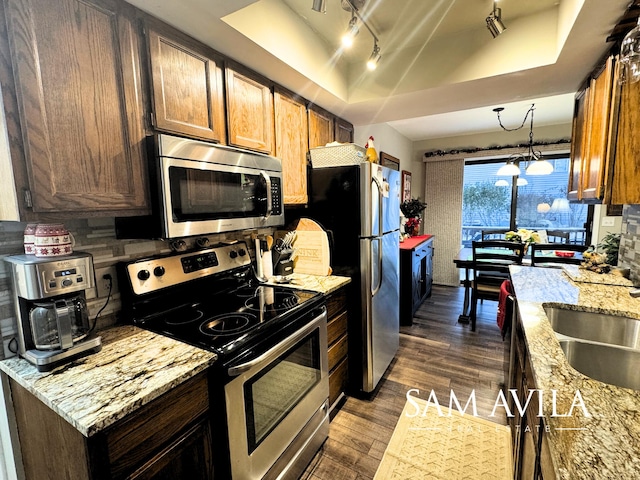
[374,396,512,479]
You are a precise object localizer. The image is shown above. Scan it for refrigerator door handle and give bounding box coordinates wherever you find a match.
[371,174,384,237]
[371,237,383,297]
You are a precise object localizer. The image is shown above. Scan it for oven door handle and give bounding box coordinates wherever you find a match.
[227,306,327,377]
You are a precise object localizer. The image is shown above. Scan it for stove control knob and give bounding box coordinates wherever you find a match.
[229,250,238,259]
[238,248,247,257]
[154,266,165,277]
[137,269,151,281]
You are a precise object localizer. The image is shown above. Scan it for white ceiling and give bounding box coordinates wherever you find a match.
[125,0,629,141]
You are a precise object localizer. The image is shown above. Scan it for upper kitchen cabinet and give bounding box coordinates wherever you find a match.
[334,117,354,144]
[568,55,616,203]
[145,19,226,143]
[0,0,149,218]
[225,63,274,154]
[308,104,335,148]
[610,58,640,205]
[274,87,309,205]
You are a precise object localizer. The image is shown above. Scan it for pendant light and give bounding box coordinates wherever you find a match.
[496,155,521,176]
[493,104,553,176]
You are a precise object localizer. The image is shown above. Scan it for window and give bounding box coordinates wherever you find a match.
[461,156,590,246]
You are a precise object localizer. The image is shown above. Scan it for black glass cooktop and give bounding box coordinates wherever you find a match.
[134,284,323,357]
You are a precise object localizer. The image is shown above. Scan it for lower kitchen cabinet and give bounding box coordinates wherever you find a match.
[9,372,213,480]
[510,310,556,480]
[399,236,434,326]
[325,286,349,416]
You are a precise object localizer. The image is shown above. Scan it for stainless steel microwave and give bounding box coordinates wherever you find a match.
[116,134,284,239]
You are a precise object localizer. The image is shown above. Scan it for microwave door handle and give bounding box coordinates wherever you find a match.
[260,170,272,218]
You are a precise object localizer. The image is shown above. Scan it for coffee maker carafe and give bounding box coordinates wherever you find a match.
[5,252,102,371]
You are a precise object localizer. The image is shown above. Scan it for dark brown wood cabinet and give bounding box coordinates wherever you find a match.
[334,117,354,144]
[0,0,149,217]
[400,236,434,326]
[325,286,349,415]
[225,63,274,154]
[145,20,226,143]
[274,87,309,205]
[568,55,615,203]
[308,105,335,149]
[9,372,213,480]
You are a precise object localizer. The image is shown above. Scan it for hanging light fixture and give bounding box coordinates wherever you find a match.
[496,154,521,176]
[516,178,528,186]
[493,104,554,176]
[311,0,326,14]
[341,13,359,47]
[486,1,506,38]
[495,179,509,186]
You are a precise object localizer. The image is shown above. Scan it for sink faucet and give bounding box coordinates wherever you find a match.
[631,288,640,298]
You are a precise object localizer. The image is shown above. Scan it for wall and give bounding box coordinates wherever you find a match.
[619,205,640,286]
[354,123,414,175]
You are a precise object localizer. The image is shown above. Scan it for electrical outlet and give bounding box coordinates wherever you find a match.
[601,216,615,227]
[95,266,119,298]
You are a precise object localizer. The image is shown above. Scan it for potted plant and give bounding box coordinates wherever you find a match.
[598,232,621,266]
[400,198,427,236]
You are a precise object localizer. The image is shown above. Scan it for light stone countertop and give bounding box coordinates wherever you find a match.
[509,265,640,479]
[0,325,217,437]
[262,273,351,295]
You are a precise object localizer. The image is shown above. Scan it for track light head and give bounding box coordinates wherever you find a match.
[311,0,326,14]
[486,4,506,38]
[342,16,359,47]
[367,42,381,70]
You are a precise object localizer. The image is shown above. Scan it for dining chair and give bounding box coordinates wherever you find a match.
[546,230,571,244]
[530,243,586,267]
[481,229,510,240]
[470,240,525,332]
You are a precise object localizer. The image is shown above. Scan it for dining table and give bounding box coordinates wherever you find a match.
[453,246,583,324]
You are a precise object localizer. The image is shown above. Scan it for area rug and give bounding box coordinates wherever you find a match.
[374,395,512,479]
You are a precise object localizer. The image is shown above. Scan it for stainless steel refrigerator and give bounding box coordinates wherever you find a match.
[307,161,400,394]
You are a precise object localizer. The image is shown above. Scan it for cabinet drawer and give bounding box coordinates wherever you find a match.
[325,288,347,320]
[106,373,209,478]
[328,334,348,372]
[329,356,348,407]
[327,310,348,346]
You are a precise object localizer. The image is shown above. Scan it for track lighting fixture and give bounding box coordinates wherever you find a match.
[367,41,381,70]
[486,1,506,38]
[342,14,359,47]
[311,0,326,14]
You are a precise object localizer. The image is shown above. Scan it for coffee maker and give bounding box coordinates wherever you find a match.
[5,252,102,371]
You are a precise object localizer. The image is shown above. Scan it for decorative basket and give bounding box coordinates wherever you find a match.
[309,143,366,168]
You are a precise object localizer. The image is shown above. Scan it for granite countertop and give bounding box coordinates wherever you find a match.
[509,265,640,479]
[0,326,217,437]
[262,273,351,295]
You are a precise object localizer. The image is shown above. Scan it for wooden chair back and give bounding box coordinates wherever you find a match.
[546,230,571,244]
[481,229,510,241]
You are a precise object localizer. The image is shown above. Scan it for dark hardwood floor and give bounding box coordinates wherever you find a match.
[301,285,510,480]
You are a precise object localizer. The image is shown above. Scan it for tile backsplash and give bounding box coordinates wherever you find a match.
[0,218,263,359]
[620,204,640,286]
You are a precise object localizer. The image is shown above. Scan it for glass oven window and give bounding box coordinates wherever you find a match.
[169,167,267,221]
[243,331,321,454]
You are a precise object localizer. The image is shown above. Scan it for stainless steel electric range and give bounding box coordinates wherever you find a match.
[118,241,329,480]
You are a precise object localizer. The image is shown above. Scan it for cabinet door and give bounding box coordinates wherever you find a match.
[581,56,614,201]
[274,87,308,204]
[128,420,213,480]
[334,117,354,143]
[4,0,148,213]
[147,25,226,143]
[568,87,589,201]
[611,58,640,205]
[308,105,334,148]
[226,64,274,154]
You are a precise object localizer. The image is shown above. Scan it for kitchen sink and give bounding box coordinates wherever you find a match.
[544,306,640,349]
[559,339,640,391]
